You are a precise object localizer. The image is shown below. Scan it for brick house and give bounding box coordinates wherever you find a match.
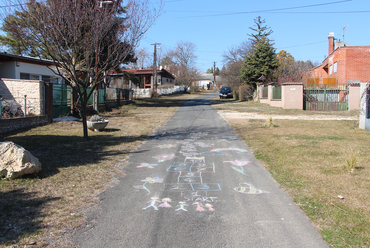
[308,32,370,85]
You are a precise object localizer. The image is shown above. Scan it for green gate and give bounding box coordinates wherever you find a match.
[304,84,348,111]
[85,88,106,105]
[53,84,72,118]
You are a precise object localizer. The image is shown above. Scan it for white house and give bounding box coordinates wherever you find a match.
[0,53,61,83]
[194,73,222,89]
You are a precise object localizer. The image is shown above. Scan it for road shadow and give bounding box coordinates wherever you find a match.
[0,189,60,246]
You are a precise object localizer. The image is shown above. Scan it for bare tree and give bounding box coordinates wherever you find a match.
[161,41,198,92]
[134,47,150,69]
[3,0,162,138]
[221,40,252,98]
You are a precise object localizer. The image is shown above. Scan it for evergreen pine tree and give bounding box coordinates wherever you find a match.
[240,37,278,87]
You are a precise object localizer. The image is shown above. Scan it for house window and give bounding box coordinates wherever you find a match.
[31,75,40,80]
[20,73,30,79]
[329,65,333,75]
[42,75,51,82]
[333,62,337,73]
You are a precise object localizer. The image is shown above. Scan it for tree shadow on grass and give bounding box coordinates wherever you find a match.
[0,189,60,246]
[2,133,149,178]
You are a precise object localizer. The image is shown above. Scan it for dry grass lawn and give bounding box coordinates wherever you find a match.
[0,93,203,247]
[215,100,370,247]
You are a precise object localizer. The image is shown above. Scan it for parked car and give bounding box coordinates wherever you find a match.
[219,86,233,99]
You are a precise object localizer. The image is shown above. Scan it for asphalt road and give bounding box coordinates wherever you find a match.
[72,93,328,247]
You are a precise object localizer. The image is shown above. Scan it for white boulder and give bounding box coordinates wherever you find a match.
[0,141,42,179]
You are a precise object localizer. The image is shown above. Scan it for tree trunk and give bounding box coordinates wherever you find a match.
[81,102,88,138]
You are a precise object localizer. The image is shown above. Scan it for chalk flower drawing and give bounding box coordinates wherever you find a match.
[158,198,172,208]
[134,177,163,195]
[136,163,158,169]
[223,160,251,175]
[234,183,269,194]
[143,197,160,210]
[153,154,176,162]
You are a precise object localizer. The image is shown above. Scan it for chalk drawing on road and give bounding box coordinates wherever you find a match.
[175,201,188,211]
[164,183,221,192]
[177,171,203,184]
[134,177,164,195]
[179,151,199,157]
[181,191,218,203]
[155,144,177,149]
[194,141,214,148]
[205,204,215,211]
[193,202,205,212]
[181,147,197,152]
[234,183,269,194]
[158,198,172,208]
[136,163,158,169]
[184,156,205,163]
[223,160,251,175]
[153,154,176,162]
[143,197,160,210]
[167,162,215,173]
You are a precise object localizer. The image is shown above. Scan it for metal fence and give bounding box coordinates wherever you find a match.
[261,86,268,98]
[272,86,282,100]
[304,84,348,111]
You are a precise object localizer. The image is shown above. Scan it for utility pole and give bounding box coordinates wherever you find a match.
[152,42,161,94]
[213,62,216,89]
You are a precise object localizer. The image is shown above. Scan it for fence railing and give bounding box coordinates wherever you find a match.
[261,87,268,98]
[272,86,282,100]
[303,84,348,111]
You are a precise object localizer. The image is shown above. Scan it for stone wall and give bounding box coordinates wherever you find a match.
[0,115,48,134]
[0,78,44,115]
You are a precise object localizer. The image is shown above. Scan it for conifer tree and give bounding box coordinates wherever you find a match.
[240,37,278,87]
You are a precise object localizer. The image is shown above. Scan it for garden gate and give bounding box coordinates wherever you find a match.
[52,84,72,118]
[303,84,348,111]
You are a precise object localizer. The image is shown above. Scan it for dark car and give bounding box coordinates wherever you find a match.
[219,86,233,99]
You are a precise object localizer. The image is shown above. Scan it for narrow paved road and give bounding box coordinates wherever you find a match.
[72,93,327,247]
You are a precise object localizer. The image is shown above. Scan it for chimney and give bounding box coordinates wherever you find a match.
[328,32,335,55]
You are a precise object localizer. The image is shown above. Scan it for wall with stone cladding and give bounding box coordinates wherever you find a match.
[0,115,48,134]
[0,78,44,115]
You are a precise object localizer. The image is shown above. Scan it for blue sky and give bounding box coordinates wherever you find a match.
[140,0,370,72]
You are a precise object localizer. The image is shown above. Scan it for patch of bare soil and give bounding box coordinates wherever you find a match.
[218,110,359,121]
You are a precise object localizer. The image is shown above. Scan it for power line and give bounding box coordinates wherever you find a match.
[170,0,354,18]
[277,41,327,49]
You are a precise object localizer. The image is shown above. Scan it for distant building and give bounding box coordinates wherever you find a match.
[193,73,222,89]
[109,68,175,89]
[307,32,370,85]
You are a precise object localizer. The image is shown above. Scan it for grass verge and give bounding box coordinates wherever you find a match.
[0,93,203,247]
[216,100,370,247]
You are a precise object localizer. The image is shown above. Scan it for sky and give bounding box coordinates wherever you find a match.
[139,0,370,73]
